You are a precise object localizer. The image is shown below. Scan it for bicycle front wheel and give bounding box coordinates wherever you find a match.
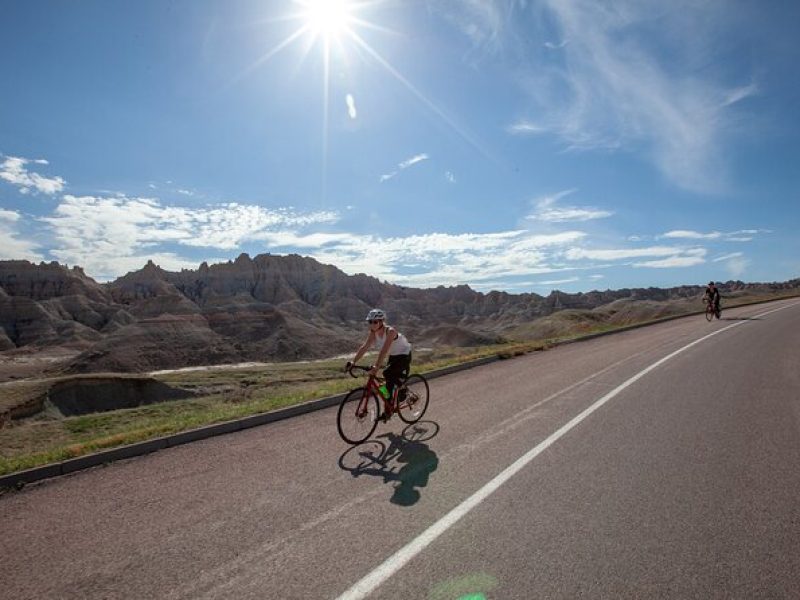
[705,305,714,322]
[397,374,430,424]
[337,388,379,444]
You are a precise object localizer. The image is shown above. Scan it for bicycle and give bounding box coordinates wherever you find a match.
[337,365,430,445]
[704,299,721,321]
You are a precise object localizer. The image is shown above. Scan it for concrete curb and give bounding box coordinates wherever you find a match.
[2,295,796,491]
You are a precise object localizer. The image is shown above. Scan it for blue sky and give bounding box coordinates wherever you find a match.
[1,0,798,294]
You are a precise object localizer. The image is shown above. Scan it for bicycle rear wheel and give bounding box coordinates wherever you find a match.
[397,374,429,424]
[337,388,379,444]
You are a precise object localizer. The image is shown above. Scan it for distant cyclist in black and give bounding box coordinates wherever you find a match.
[704,281,721,315]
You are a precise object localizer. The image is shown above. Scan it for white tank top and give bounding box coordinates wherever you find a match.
[373,327,412,356]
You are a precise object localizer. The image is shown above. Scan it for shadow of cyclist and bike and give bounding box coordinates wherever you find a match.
[338,420,440,506]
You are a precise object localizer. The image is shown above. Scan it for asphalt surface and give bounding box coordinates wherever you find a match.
[2,298,799,599]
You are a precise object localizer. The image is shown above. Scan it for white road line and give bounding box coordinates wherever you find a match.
[335,301,800,600]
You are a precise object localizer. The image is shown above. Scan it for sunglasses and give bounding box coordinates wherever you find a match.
[368,320,382,325]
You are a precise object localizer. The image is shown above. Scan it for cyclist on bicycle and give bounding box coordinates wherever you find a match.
[703,281,721,315]
[346,309,412,408]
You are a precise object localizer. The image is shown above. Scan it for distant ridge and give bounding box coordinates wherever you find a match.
[1,255,798,376]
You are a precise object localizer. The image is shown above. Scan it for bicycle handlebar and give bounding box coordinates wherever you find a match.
[345,364,379,379]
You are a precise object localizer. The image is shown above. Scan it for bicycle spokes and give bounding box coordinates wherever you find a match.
[338,388,380,444]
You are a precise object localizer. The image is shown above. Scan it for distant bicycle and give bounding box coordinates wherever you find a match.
[337,365,429,445]
[704,299,721,321]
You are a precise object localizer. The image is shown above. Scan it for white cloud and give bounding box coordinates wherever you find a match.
[661,229,768,242]
[0,209,44,261]
[661,230,722,240]
[380,153,429,182]
[723,83,758,107]
[0,155,66,195]
[445,171,456,183]
[0,208,21,222]
[724,256,750,278]
[712,252,743,262]
[538,277,579,285]
[566,245,706,269]
[527,189,613,222]
[251,231,360,248]
[507,120,546,135]
[710,251,749,278]
[307,229,586,288]
[40,194,339,279]
[399,154,429,169]
[566,246,681,261]
[544,40,569,50]
[633,255,706,268]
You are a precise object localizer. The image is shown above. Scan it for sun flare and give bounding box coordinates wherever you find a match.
[299,0,354,38]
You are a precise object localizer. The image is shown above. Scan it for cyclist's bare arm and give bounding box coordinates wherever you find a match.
[351,331,376,367]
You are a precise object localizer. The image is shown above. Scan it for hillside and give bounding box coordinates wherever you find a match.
[1,255,798,379]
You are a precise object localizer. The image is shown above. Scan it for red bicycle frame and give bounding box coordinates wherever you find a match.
[349,365,396,418]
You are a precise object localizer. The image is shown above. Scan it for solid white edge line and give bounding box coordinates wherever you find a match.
[335,301,799,600]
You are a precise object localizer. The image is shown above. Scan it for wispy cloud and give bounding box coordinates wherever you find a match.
[544,40,568,50]
[399,154,429,169]
[633,255,706,268]
[432,0,507,54]
[711,250,749,278]
[724,255,750,278]
[566,246,687,261]
[566,245,707,269]
[661,230,722,240]
[509,1,756,193]
[507,120,546,135]
[538,276,579,286]
[526,189,613,222]
[445,171,456,183]
[0,155,66,195]
[660,229,769,242]
[713,252,743,262]
[380,153,429,182]
[723,83,758,107]
[0,209,44,261]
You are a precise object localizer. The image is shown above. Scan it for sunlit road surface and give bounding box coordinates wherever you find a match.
[2,299,799,599]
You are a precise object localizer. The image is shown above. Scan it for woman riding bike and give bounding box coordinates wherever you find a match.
[346,309,412,411]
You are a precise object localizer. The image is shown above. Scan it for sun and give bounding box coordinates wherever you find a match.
[298,0,354,39]
[245,1,480,200]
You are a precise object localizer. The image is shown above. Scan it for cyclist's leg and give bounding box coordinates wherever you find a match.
[383,353,411,404]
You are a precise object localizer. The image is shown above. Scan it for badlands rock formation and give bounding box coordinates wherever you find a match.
[1,255,797,375]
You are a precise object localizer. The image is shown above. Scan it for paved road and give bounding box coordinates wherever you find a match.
[2,299,799,599]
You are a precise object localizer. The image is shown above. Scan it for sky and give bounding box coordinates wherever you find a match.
[1,0,799,295]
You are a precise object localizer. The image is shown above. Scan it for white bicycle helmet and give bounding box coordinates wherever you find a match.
[365,308,386,322]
